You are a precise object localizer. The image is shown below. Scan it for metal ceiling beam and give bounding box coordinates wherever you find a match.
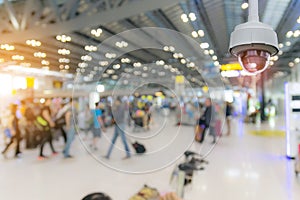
[0,0,184,43]
[20,0,34,30]
[3,0,20,30]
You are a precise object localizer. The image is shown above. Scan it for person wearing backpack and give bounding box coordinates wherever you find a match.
[23,100,36,149]
[38,99,57,160]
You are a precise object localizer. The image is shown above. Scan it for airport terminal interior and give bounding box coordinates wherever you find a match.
[1,0,300,199]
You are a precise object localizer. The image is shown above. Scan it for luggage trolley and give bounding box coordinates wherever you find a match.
[170,151,209,198]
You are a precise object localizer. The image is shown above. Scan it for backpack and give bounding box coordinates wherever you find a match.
[132,141,146,154]
[34,116,50,131]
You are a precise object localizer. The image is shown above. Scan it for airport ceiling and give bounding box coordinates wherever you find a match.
[0,0,299,87]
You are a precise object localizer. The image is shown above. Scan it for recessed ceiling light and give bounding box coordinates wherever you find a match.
[288,62,294,67]
[1,44,15,51]
[198,30,205,37]
[278,43,284,48]
[12,55,24,60]
[286,31,293,38]
[191,31,198,38]
[241,2,248,9]
[189,13,196,21]
[200,43,209,49]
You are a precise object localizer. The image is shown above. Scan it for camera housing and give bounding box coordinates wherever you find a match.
[229,21,279,74]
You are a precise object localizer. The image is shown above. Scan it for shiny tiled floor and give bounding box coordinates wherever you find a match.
[1,116,300,200]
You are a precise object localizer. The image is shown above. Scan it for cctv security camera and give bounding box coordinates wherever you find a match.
[229,0,279,74]
[229,21,279,74]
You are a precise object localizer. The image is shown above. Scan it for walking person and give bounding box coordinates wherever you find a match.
[38,99,57,160]
[63,99,76,158]
[91,102,106,150]
[1,104,22,158]
[105,98,131,159]
[197,98,212,144]
[225,101,232,136]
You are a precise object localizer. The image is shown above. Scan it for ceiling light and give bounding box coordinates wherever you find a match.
[1,44,15,51]
[269,61,274,66]
[209,49,214,55]
[191,31,198,38]
[200,43,209,49]
[65,65,70,70]
[12,55,24,60]
[112,75,118,80]
[221,70,240,78]
[272,55,278,61]
[198,30,205,37]
[91,28,103,37]
[58,49,70,55]
[34,52,46,58]
[133,62,142,67]
[278,43,284,48]
[241,2,249,9]
[212,55,218,60]
[293,30,300,37]
[78,62,88,68]
[26,39,41,47]
[204,50,209,55]
[56,34,71,42]
[99,61,109,66]
[278,50,283,55]
[286,31,293,38]
[59,58,70,63]
[297,16,300,23]
[41,60,49,65]
[121,58,130,63]
[163,46,169,51]
[105,53,116,59]
[113,64,121,69]
[214,61,220,66]
[285,41,291,46]
[180,59,186,64]
[289,62,294,67]
[181,14,188,22]
[115,41,128,48]
[188,62,195,68]
[169,46,175,52]
[295,58,300,63]
[173,53,179,59]
[80,68,85,73]
[81,55,92,61]
[189,13,196,21]
[85,45,97,52]
[107,69,115,74]
[143,66,148,71]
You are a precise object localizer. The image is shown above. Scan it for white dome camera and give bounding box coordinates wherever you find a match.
[229,0,279,74]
